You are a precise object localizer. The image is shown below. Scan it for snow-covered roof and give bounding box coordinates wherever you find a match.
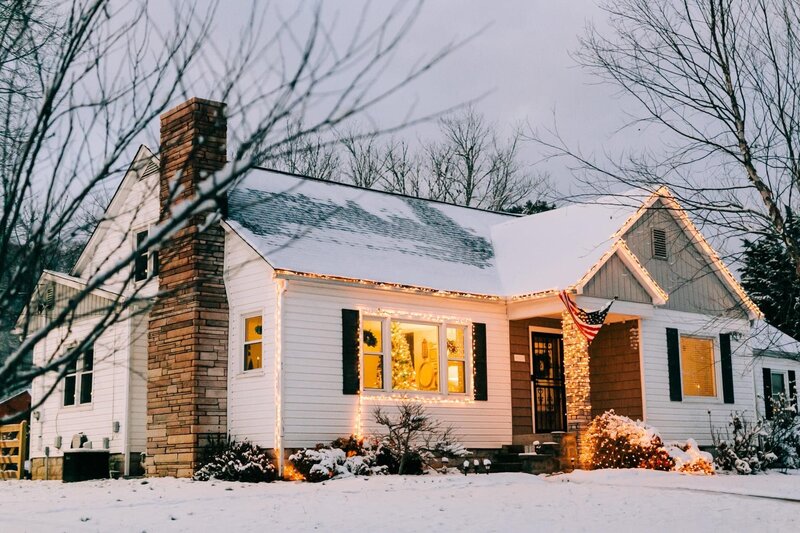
[751,320,800,358]
[226,169,648,298]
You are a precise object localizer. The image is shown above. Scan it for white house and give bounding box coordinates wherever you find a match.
[25,98,764,479]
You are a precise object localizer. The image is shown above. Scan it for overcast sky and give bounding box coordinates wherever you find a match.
[150,1,643,199]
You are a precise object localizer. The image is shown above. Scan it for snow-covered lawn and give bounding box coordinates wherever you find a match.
[1,470,798,532]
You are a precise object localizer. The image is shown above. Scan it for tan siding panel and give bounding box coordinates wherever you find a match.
[582,253,652,304]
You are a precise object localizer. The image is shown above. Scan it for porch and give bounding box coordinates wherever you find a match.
[507,295,647,464]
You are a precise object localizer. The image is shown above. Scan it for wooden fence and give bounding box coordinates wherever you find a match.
[0,420,28,480]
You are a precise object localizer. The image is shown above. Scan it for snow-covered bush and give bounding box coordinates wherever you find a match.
[373,401,468,475]
[194,438,277,482]
[712,398,800,474]
[582,410,675,471]
[665,439,715,474]
[288,435,388,482]
[761,395,800,470]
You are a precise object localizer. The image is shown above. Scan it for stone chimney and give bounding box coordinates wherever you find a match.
[147,98,229,477]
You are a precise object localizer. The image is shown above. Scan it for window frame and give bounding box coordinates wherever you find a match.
[770,370,787,403]
[359,313,472,397]
[63,346,94,407]
[242,313,264,372]
[678,334,720,400]
[132,226,159,283]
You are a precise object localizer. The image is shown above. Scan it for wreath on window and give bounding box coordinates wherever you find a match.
[363,329,378,348]
[533,353,551,379]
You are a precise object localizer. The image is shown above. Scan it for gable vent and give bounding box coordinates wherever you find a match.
[141,160,159,178]
[652,228,668,260]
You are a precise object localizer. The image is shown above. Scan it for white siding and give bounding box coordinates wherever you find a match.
[280,279,512,449]
[225,230,276,449]
[127,313,148,454]
[640,308,755,445]
[752,355,800,418]
[80,171,160,296]
[29,318,130,459]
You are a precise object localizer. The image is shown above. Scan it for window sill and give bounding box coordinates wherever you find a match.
[360,390,473,403]
[236,369,266,379]
[61,403,93,412]
[681,395,721,404]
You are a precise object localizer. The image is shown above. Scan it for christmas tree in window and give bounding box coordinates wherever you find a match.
[391,322,417,390]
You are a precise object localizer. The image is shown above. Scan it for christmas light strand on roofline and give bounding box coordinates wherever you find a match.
[359,307,473,325]
[273,269,501,301]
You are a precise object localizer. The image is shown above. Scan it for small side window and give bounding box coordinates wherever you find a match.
[243,316,263,371]
[63,346,93,406]
[134,229,159,282]
[652,228,668,260]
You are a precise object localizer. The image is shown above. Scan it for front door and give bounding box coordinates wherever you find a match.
[530,332,567,433]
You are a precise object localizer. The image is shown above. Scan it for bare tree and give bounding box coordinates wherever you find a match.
[260,120,340,181]
[529,0,800,331]
[0,0,460,421]
[425,107,547,210]
[341,128,385,188]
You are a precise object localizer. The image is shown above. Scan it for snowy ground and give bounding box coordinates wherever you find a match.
[1,470,799,532]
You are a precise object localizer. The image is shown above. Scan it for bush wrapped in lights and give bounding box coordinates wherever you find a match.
[583,411,715,474]
[288,435,388,482]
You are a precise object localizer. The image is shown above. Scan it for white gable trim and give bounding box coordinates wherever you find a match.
[573,240,668,306]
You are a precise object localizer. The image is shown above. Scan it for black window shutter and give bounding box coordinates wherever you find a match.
[762,367,773,419]
[666,328,682,401]
[719,333,735,404]
[473,322,488,401]
[341,309,360,395]
[789,370,798,411]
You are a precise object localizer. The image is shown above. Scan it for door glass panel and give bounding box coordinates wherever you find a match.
[531,333,566,432]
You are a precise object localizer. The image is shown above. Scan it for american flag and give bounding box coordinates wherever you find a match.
[559,290,615,344]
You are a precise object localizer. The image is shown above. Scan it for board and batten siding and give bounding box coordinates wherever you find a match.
[639,307,754,445]
[29,318,130,460]
[582,253,652,304]
[280,279,512,449]
[224,230,276,449]
[624,200,745,317]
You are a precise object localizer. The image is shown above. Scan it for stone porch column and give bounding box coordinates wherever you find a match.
[561,310,592,468]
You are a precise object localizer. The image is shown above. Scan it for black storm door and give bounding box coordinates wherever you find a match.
[530,332,567,433]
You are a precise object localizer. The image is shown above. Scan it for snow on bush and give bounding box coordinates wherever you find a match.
[583,410,676,471]
[664,439,715,475]
[288,436,388,482]
[713,396,800,474]
[194,439,277,483]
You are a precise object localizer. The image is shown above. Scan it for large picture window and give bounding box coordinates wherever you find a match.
[680,336,716,397]
[243,315,263,371]
[361,315,469,395]
[64,347,93,406]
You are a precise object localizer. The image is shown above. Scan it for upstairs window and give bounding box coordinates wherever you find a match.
[361,316,469,395]
[243,315,263,371]
[134,229,159,282]
[64,347,93,406]
[680,336,716,397]
[771,371,786,403]
[651,228,668,260]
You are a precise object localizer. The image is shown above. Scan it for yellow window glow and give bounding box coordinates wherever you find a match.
[244,316,263,370]
[680,336,715,397]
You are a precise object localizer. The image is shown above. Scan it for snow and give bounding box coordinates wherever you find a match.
[2,470,798,532]
[751,320,800,357]
[226,169,650,297]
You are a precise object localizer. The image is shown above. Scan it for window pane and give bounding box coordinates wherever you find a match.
[83,349,94,372]
[64,375,76,406]
[448,360,465,393]
[391,321,439,391]
[363,354,383,389]
[66,356,78,374]
[134,231,149,281]
[245,316,263,342]
[79,373,93,404]
[680,336,716,397]
[244,342,262,370]
[447,327,465,360]
[772,372,786,400]
[362,319,383,353]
